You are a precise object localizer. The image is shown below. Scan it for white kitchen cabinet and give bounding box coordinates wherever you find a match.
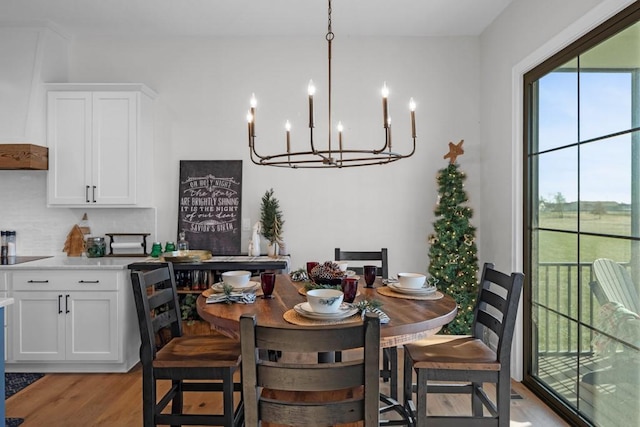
[7,268,140,372]
[12,291,118,362]
[46,84,156,207]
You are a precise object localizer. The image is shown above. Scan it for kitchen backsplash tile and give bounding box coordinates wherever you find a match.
[0,171,157,255]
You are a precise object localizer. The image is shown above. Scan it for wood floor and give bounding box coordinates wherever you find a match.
[7,354,569,426]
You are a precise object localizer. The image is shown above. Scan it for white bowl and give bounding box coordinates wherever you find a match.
[397,272,427,289]
[306,288,344,313]
[334,261,349,272]
[221,270,252,288]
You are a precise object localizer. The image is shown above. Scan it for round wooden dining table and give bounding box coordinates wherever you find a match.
[196,274,457,349]
[197,274,457,425]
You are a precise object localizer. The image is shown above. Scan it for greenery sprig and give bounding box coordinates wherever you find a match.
[354,299,383,312]
[303,281,341,292]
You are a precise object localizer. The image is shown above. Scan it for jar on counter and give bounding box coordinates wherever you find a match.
[1,231,7,258]
[177,231,189,253]
[6,231,16,257]
[86,236,106,258]
[150,242,163,258]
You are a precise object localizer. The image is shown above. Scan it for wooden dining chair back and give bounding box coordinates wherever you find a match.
[335,247,389,279]
[403,262,524,427]
[130,263,243,427]
[592,258,640,314]
[240,312,381,426]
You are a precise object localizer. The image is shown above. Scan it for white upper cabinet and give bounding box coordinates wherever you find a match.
[46,84,156,207]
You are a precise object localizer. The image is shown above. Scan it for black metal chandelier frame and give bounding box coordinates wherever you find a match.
[246,0,417,169]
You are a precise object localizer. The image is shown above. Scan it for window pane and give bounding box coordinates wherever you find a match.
[579,21,640,141]
[579,72,632,141]
[579,320,640,426]
[537,147,578,231]
[534,313,578,397]
[580,235,632,264]
[580,132,635,238]
[536,59,578,152]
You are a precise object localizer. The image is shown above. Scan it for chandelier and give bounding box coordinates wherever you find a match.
[246,0,417,169]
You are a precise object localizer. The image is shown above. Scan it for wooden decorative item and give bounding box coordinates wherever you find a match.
[0,144,48,170]
[63,225,86,257]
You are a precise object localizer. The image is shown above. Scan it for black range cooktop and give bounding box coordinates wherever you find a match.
[0,256,52,265]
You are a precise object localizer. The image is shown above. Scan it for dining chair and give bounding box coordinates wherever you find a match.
[403,262,524,427]
[240,312,381,426]
[335,247,389,279]
[130,263,243,427]
[334,247,398,397]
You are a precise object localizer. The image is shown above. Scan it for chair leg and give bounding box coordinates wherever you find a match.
[471,381,482,416]
[387,347,398,400]
[222,369,235,427]
[171,379,182,427]
[383,348,390,382]
[142,368,155,427]
[403,350,413,410]
[416,368,428,427]
[497,371,510,427]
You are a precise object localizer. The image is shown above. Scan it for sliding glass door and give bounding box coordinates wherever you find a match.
[524,4,639,426]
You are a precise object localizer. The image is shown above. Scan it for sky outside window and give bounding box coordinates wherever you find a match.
[537,70,633,204]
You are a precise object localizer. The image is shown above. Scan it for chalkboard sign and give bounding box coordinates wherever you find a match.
[178,160,242,255]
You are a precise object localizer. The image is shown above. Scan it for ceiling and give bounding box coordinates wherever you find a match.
[0,0,514,38]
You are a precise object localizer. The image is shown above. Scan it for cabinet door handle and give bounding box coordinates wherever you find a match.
[92,186,96,203]
[86,185,90,203]
[78,280,100,284]
[65,294,70,313]
[27,280,49,283]
[58,294,63,314]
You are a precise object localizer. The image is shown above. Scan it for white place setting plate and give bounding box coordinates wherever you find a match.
[388,283,437,295]
[294,302,359,320]
[211,281,260,293]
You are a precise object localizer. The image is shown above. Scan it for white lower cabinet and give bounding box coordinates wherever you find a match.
[7,268,139,372]
[12,291,118,362]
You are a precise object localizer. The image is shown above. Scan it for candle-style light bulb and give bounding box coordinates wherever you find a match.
[308,80,315,128]
[381,82,389,98]
[337,121,343,151]
[382,82,389,129]
[409,98,416,138]
[249,93,257,136]
[387,116,392,149]
[285,120,291,153]
[246,110,253,145]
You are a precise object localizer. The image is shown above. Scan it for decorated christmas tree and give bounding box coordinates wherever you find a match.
[428,140,479,335]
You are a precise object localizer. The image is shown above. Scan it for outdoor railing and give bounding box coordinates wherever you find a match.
[534,261,600,355]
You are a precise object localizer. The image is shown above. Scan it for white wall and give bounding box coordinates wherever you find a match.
[59,35,482,273]
[479,0,636,380]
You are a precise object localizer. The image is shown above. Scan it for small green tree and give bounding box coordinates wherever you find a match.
[428,160,479,335]
[553,192,566,218]
[592,201,606,219]
[260,188,284,245]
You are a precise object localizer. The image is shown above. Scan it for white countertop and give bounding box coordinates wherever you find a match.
[0,256,144,270]
[0,298,14,307]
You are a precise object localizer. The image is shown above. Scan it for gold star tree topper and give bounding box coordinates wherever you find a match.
[443,139,464,164]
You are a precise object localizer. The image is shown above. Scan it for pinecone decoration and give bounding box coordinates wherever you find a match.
[310,261,344,285]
